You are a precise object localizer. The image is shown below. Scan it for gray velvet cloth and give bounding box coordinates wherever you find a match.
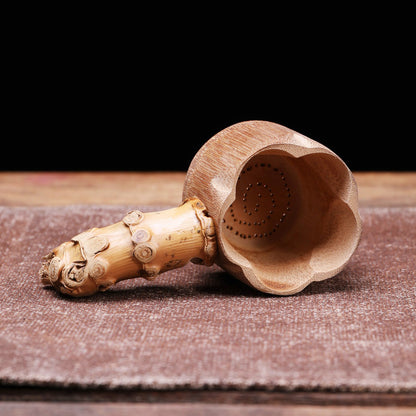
[0,205,415,392]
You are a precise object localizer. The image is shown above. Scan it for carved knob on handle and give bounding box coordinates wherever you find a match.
[39,198,217,296]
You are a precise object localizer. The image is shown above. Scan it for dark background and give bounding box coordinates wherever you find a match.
[4,10,414,173]
[7,73,413,173]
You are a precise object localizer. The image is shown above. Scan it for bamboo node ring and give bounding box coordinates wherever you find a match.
[133,243,156,263]
[122,210,144,226]
[39,120,361,297]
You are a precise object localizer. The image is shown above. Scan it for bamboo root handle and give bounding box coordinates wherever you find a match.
[39,198,217,297]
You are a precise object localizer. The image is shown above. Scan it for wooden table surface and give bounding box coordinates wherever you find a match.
[0,171,416,207]
[1,171,415,415]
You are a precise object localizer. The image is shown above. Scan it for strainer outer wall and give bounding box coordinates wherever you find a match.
[182,120,361,294]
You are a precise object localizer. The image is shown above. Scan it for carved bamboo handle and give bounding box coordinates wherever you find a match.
[39,198,217,296]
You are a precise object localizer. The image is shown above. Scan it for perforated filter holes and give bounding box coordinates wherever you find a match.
[222,154,293,249]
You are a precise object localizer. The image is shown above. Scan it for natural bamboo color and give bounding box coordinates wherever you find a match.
[40,120,361,296]
[40,198,216,296]
[2,171,415,207]
[183,120,361,294]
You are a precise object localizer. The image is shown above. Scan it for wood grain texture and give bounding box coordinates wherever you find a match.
[1,402,416,416]
[39,198,217,297]
[0,171,415,207]
[182,121,361,295]
[6,123,363,298]
[0,172,185,206]
[355,172,416,207]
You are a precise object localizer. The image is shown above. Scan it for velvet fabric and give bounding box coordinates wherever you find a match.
[0,205,415,392]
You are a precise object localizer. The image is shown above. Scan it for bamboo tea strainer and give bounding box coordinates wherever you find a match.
[40,121,362,296]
